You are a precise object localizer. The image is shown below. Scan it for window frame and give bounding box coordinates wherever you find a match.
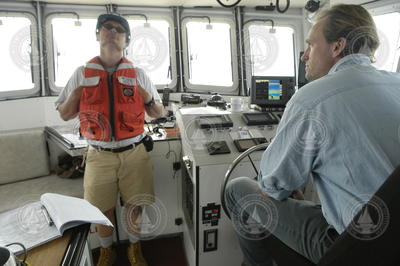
[367,2,400,73]
[243,23,297,76]
[242,15,302,93]
[0,11,40,100]
[124,14,178,91]
[181,15,239,94]
[46,11,177,94]
[365,0,400,14]
[45,13,95,94]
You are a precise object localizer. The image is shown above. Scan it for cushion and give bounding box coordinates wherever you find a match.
[0,174,84,213]
[0,129,50,185]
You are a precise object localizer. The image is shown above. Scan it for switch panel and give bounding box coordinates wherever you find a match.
[202,203,221,226]
[204,229,218,252]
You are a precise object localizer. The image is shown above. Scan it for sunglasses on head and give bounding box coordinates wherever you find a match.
[102,23,126,34]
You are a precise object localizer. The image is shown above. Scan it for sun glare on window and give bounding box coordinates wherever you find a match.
[186,21,233,87]
[247,25,295,77]
[0,17,34,92]
[126,19,171,86]
[52,18,98,88]
[373,13,400,72]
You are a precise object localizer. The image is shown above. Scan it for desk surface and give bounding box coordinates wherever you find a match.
[45,124,180,156]
[19,231,72,266]
[17,225,89,266]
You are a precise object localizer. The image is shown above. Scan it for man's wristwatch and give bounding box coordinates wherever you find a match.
[145,96,155,107]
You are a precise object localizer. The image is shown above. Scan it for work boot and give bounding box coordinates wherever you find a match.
[127,242,148,266]
[96,247,116,266]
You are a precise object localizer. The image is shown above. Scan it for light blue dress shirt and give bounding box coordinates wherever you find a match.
[258,54,400,233]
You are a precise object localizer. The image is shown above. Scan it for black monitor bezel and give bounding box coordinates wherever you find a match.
[298,52,308,89]
[250,76,294,107]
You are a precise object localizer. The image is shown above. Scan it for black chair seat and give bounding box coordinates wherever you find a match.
[316,165,400,266]
[272,166,400,266]
[221,143,400,266]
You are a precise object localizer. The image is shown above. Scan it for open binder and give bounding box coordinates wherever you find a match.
[0,193,113,254]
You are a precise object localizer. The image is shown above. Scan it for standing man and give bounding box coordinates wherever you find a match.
[225,4,400,266]
[56,13,163,266]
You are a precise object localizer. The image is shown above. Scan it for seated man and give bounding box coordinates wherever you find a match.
[225,4,400,266]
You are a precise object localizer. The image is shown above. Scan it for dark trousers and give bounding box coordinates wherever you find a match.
[225,177,339,266]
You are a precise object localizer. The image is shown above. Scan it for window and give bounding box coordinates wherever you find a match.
[49,16,174,92]
[0,15,38,95]
[51,18,98,89]
[373,12,400,72]
[187,22,232,86]
[245,25,295,77]
[126,19,172,87]
[182,19,238,93]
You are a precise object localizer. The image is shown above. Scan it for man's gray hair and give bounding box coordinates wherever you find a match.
[316,4,380,62]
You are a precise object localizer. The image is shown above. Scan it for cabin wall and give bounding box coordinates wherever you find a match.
[0,97,73,131]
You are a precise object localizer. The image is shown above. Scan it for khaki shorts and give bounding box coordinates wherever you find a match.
[83,143,154,212]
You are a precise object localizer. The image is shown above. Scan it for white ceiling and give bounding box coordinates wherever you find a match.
[17,0,311,8]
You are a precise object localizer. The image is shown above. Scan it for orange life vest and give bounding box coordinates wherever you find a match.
[79,57,145,141]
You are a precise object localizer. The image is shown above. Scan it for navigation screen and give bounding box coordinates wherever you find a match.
[251,76,294,107]
[255,79,282,101]
[267,80,282,100]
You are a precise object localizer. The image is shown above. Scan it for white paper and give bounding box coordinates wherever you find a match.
[0,202,59,254]
[230,130,251,140]
[0,193,113,254]
[179,106,230,115]
[62,133,87,148]
[41,193,113,233]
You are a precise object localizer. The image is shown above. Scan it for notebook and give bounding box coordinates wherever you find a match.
[0,193,113,254]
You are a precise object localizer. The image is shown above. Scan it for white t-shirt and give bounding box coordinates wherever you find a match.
[55,65,161,148]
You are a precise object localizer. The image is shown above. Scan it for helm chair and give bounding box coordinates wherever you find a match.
[221,144,400,266]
